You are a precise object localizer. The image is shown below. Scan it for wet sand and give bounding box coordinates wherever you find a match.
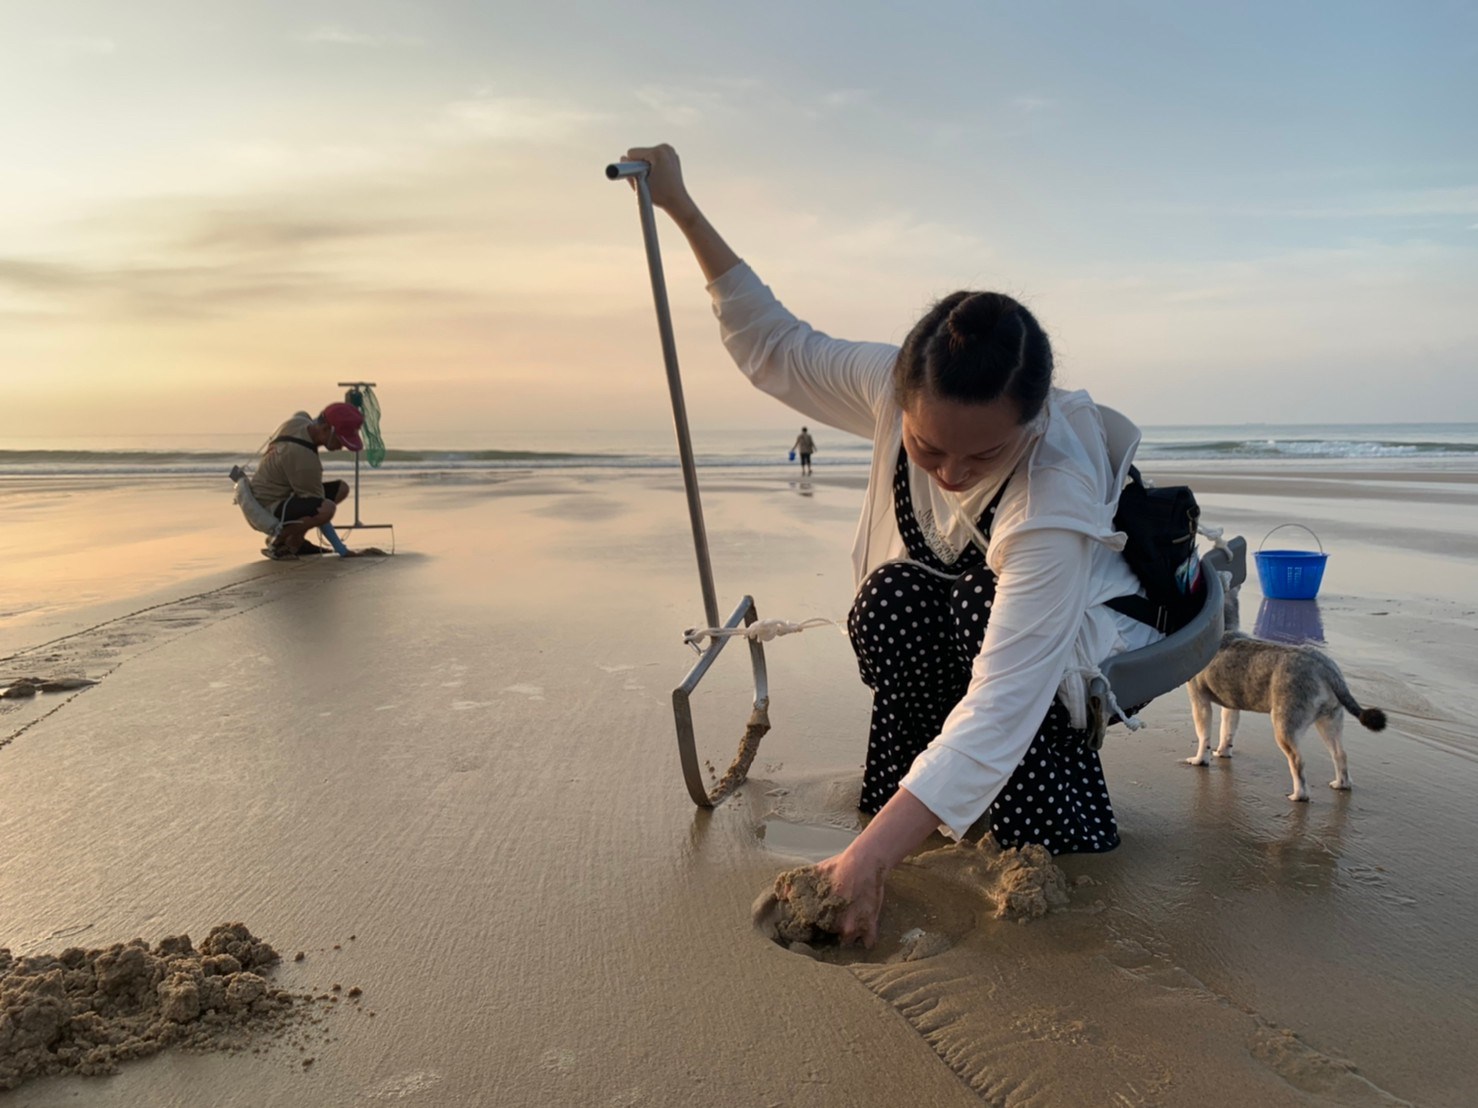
[2,462,1476,1105]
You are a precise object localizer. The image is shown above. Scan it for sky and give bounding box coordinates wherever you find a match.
[2,0,1476,447]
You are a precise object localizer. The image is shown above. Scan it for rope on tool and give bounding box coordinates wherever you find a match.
[1071,663,1145,731]
[682,617,838,652]
[1198,522,1228,552]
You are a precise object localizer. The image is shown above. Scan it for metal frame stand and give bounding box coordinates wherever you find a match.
[607,159,769,808]
[334,380,395,549]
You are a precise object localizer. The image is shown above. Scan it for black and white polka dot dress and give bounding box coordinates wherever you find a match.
[844,446,1120,855]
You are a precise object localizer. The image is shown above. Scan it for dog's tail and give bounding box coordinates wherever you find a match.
[1319,655,1388,731]
[1357,707,1388,730]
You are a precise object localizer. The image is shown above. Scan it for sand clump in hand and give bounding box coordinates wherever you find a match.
[771,866,849,944]
[0,922,314,1091]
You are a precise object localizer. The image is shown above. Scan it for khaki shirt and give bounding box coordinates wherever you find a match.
[249,414,324,511]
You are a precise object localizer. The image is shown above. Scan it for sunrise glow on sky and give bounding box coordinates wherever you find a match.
[3,1,1475,445]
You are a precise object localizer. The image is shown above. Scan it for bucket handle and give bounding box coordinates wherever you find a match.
[1259,523,1324,554]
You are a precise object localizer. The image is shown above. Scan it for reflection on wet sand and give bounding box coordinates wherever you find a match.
[1185,766,1353,895]
[1255,596,1327,644]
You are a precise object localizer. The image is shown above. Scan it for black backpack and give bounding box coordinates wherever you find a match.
[1105,466,1203,633]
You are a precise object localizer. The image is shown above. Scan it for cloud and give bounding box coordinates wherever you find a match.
[633,85,725,127]
[791,87,872,123]
[0,253,338,317]
[821,89,869,110]
[1137,185,1478,222]
[16,261,489,320]
[40,36,117,60]
[822,210,990,264]
[1040,238,1478,401]
[630,79,863,127]
[0,213,478,321]
[209,142,405,182]
[0,259,90,292]
[299,26,423,48]
[176,210,424,255]
[632,78,765,127]
[438,95,604,142]
[1009,95,1053,113]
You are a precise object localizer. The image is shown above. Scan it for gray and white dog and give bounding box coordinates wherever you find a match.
[1186,583,1387,801]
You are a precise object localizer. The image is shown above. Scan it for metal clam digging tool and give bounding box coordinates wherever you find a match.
[606,159,770,809]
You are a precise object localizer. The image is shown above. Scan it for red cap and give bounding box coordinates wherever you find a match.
[322,402,364,452]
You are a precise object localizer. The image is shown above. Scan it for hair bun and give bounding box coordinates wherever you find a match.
[894,286,1052,414]
[945,293,1017,345]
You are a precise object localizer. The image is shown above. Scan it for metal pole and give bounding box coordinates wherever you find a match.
[610,161,720,630]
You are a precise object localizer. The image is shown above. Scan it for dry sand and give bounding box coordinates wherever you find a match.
[2,462,1476,1105]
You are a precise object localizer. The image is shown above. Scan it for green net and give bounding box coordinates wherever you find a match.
[345,385,386,468]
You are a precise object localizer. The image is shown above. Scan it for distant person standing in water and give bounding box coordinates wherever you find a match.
[792,426,816,475]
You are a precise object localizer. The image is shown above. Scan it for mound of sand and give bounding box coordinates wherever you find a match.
[0,923,313,1091]
[914,837,1071,920]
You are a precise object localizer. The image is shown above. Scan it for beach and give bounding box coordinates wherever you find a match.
[3,458,1477,1106]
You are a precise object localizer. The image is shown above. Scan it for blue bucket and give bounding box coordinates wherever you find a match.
[1255,524,1328,600]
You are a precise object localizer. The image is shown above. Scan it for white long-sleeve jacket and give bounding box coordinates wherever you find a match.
[708,262,1161,838]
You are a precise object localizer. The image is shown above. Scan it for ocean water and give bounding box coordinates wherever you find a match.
[1,423,1475,479]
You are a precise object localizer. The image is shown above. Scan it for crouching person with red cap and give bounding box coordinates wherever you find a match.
[249,402,372,559]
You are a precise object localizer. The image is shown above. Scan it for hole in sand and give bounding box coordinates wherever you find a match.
[753,839,1074,967]
[752,864,977,966]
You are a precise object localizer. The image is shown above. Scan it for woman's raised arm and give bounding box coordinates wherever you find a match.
[624,144,741,283]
